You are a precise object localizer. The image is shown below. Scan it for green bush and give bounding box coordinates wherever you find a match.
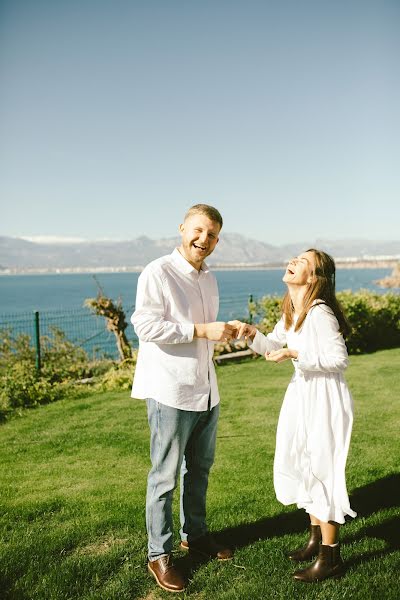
[0,326,138,417]
[96,355,137,391]
[0,327,89,418]
[338,290,400,353]
[251,290,400,355]
[40,327,90,383]
[249,294,283,338]
[0,361,69,411]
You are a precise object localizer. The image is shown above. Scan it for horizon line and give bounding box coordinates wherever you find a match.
[3,234,400,247]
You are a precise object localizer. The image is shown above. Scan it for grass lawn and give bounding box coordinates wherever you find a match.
[0,348,399,600]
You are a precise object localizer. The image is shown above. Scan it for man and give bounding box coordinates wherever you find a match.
[131,204,235,593]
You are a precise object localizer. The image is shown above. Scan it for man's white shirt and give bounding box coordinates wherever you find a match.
[131,248,220,411]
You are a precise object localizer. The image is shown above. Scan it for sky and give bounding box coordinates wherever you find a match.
[0,0,399,245]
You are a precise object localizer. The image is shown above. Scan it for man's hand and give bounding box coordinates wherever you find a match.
[194,322,237,342]
[265,348,298,363]
[228,320,257,342]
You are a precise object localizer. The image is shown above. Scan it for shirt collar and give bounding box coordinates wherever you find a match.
[171,248,210,275]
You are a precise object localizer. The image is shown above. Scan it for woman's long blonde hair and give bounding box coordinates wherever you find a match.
[282,249,350,336]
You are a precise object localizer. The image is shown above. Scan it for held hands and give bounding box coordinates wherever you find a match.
[227,320,258,342]
[194,320,299,361]
[265,348,298,363]
[194,319,264,344]
[194,322,238,342]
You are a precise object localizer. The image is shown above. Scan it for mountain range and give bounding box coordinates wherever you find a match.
[0,235,399,273]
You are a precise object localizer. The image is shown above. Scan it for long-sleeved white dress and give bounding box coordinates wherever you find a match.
[250,302,356,524]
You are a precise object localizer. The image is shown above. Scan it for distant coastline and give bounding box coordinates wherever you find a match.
[0,258,398,276]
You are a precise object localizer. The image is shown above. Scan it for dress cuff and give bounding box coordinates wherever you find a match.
[248,330,267,356]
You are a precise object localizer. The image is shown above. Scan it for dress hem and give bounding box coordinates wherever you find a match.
[276,495,357,524]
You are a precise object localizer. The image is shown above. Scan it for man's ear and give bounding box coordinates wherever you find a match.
[179,223,184,234]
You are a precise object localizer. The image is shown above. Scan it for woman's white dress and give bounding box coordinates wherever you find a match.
[250,303,356,524]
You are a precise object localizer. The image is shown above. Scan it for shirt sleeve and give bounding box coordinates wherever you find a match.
[296,306,348,373]
[131,267,194,344]
[249,317,287,355]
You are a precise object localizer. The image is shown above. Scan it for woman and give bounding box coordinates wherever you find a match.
[232,249,356,583]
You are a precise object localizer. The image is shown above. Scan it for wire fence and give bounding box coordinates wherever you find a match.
[0,296,252,363]
[0,307,138,361]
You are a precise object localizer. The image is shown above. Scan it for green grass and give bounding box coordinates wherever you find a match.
[1,349,399,599]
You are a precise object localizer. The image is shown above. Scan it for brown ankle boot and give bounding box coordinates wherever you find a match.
[293,543,345,583]
[287,525,322,561]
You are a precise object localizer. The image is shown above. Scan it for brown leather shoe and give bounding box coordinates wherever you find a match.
[287,524,322,561]
[148,554,186,593]
[180,535,234,560]
[293,543,345,583]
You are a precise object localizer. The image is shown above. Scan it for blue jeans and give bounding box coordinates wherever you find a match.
[146,398,219,561]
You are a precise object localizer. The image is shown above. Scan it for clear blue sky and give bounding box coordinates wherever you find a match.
[0,0,399,245]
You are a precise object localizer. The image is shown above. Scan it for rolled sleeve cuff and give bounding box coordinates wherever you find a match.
[180,323,195,343]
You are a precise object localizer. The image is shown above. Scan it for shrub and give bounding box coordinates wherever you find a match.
[96,355,137,391]
[40,327,90,383]
[0,323,138,418]
[248,294,283,338]
[0,327,89,418]
[1,361,69,411]
[338,290,400,354]
[250,290,400,355]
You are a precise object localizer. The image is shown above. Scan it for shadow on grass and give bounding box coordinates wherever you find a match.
[345,473,400,568]
[174,474,400,582]
[174,551,210,583]
[214,472,400,557]
[2,475,398,596]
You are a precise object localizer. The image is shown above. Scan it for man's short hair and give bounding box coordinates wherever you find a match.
[184,204,223,229]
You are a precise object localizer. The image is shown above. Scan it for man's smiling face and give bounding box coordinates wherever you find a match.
[179,213,221,270]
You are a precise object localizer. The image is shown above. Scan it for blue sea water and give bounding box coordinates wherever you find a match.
[0,267,392,319]
[0,267,392,317]
[0,268,392,357]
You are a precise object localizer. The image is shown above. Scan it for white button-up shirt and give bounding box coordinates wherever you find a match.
[131,248,220,411]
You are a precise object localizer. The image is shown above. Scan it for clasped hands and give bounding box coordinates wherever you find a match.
[195,320,297,362]
[194,320,254,343]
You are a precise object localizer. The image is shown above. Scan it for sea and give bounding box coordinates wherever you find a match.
[0,267,392,357]
[0,267,392,317]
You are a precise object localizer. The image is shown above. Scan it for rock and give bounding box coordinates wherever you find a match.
[376,263,400,288]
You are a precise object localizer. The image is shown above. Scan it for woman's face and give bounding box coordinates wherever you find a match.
[282,251,315,286]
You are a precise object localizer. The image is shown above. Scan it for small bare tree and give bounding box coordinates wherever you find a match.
[85,277,132,361]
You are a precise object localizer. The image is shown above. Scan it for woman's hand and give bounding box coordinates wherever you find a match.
[265,348,298,363]
[228,320,258,342]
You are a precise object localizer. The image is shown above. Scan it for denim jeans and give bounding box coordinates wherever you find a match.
[146,398,219,561]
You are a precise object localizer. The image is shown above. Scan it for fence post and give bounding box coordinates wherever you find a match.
[34,311,41,373]
[248,294,254,324]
